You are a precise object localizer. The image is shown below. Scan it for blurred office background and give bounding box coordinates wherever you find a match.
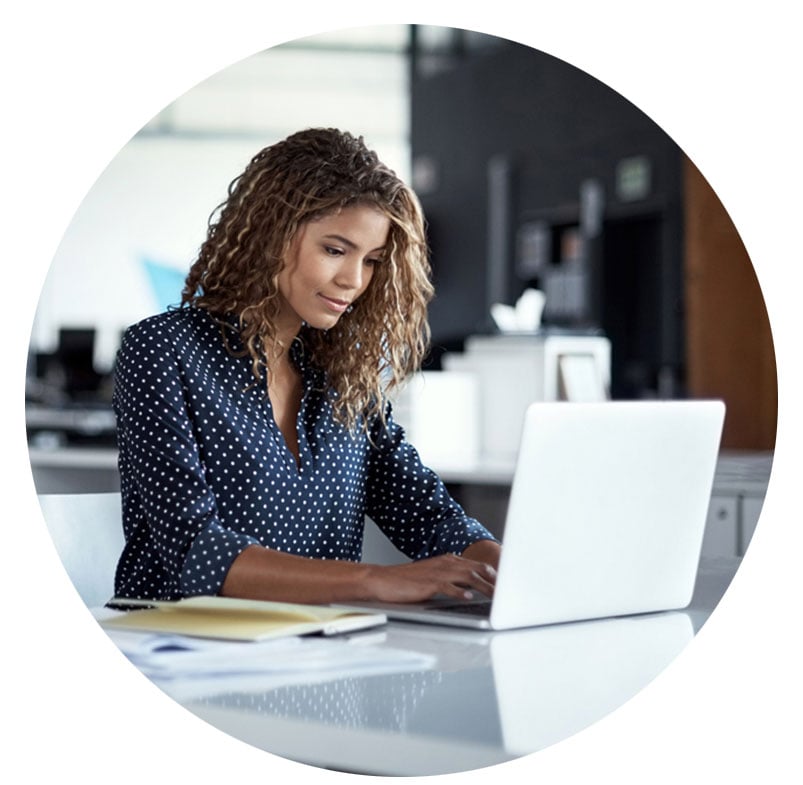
[27,25,775,560]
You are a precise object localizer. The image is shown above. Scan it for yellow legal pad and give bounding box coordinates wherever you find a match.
[101,596,387,641]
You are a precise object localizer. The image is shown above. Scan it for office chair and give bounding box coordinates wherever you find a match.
[37,492,124,608]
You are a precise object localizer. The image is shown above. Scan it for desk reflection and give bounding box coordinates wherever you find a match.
[183,611,693,766]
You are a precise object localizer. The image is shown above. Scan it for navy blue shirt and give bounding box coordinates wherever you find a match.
[112,307,496,600]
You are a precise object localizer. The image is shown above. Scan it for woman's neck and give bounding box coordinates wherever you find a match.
[264,321,302,369]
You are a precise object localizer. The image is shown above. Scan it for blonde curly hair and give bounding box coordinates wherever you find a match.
[181,128,434,431]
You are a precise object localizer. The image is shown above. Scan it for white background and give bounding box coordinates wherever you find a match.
[3,2,801,783]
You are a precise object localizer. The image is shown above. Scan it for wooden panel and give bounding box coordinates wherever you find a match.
[683,158,777,449]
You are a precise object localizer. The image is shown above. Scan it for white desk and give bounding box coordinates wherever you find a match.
[126,557,740,776]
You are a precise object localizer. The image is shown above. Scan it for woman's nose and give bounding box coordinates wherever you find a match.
[336,257,365,290]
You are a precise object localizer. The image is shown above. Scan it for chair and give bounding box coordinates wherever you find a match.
[37,492,124,608]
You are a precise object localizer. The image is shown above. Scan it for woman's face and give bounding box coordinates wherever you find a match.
[276,204,390,335]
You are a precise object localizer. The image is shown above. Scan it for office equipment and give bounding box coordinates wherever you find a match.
[102,596,387,641]
[557,353,607,401]
[56,327,103,399]
[390,370,480,471]
[442,333,611,460]
[27,403,117,450]
[338,400,725,629]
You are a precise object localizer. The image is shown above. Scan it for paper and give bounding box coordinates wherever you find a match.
[491,289,546,332]
[106,627,303,677]
[102,625,437,700]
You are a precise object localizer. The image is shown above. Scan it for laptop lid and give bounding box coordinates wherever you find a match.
[489,400,725,629]
[338,400,724,630]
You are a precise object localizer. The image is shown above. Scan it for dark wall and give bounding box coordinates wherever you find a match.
[411,33,685,398]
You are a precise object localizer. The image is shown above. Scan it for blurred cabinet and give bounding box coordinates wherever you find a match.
[701,494,764,559]
[699,452,772,558]
[740,497,764,554]
[701,496,739,558]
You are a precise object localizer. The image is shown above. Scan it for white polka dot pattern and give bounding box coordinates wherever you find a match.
[112,308,496,600]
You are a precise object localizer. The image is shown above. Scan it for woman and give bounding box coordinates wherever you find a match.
[113,128,501,605]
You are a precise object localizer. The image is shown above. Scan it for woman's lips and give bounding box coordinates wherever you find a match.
[318,294,350,313]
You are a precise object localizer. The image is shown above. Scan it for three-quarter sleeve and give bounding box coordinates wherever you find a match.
[365,403,498,560]
[113,316,260,599]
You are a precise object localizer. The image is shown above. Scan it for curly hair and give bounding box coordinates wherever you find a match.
[181,128,434,432]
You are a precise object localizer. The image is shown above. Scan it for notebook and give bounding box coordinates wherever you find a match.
[338,400,725,630]
[101,596,387,641]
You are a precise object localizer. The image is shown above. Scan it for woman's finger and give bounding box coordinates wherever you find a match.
[439,557,496,598]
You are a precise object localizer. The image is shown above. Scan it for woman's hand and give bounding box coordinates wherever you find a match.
[461,539,501,571]
[363,553,498,604]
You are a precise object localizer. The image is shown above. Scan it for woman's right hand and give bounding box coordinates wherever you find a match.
[363,554,497,604]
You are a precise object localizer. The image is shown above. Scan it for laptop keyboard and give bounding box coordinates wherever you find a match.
[427,600,492,617]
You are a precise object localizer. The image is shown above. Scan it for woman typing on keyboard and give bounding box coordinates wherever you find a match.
[112,128,500,606]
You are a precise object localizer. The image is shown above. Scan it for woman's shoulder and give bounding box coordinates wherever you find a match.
[118,308,233,368]
[122,307,219,343]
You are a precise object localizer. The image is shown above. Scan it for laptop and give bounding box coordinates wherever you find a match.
[339,400,725,630]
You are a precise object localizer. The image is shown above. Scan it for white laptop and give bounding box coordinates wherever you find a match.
[340,400,725,630]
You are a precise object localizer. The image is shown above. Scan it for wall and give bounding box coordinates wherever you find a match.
[31,137,260,370]
[29,29,410,373]
[684,158,777,450]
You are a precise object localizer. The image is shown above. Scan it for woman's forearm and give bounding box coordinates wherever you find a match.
[220,545,376,604]
[220,543,500,605]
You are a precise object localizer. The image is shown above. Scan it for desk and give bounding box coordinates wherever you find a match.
[126,557,739,776]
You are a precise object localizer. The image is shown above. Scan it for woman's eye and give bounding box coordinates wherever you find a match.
[324,246,343,256]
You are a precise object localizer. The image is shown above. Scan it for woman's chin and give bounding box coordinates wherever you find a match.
[304,313,343,331]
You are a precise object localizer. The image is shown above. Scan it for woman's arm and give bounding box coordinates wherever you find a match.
[364,403,501,562]
[221,544,497,604]
[114,315,263,599]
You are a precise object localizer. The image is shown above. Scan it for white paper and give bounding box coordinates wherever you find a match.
[101,624,437,701]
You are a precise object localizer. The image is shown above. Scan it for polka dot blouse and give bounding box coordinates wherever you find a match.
[112,307,496,600]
